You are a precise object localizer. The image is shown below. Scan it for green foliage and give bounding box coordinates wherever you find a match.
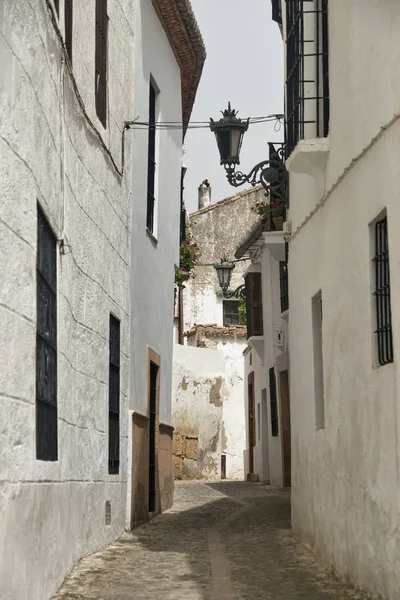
[238,295,247,325]
[175,234,201,285]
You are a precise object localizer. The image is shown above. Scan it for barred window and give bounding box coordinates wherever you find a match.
[95,0,108,128]
[286,0,330,156]
[65,0,73,63]
[269,367,279,437]
[146,83,157,232]
[109,315,120,474]
[223,300,240,326]
[373,217,393,366]
[36,206,58,461]
[279,261,289,313]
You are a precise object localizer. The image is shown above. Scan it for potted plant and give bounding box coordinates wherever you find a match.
[251,199,285,232]
[175,234,201,285]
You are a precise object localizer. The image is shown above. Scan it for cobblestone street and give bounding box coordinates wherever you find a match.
[52,482,370,600]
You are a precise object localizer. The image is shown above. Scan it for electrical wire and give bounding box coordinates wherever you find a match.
[124,114,285,132]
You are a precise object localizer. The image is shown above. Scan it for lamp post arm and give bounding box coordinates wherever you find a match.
[224,149,288,204]
[222,284,246,300]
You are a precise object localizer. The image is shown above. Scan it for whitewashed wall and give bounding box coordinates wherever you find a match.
[131,0,182,423]
[127,0,183,527]
[285,1,400,598]
[0,1,134,598]
[242,251,288,486]
[129,0,182,428]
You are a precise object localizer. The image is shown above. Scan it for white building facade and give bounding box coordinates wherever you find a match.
[274,0,400,597]
[128,0,205,525]
[0,1,135,598]
[236,220,290,487]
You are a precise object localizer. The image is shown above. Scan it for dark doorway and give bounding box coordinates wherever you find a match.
[148,361,158,512]
[248,372,255,474]
[280,370,291,487]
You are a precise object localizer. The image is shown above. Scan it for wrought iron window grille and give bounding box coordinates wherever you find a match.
[223,300,240,326]
[146,83,157,233]
[286,0,330,157]
[373,217,393,366]
[279,261,289,314]
[108,315,120,474]
[269,367,279,437]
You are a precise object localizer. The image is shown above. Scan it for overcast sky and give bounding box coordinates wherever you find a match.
[183,0,284,214]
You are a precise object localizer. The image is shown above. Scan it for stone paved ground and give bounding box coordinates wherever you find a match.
[53,482,371,600]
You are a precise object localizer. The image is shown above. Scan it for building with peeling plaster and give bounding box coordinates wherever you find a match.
[172,185,264,480]
[0,1,205,598]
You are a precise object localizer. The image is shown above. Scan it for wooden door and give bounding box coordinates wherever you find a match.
[248,372,255,474]
[279,370,291,487]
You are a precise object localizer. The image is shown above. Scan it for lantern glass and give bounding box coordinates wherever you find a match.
[210,104,249,166]
[214,259,235,291]
[230,128,242,163]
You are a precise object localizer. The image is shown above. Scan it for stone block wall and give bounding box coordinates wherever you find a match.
[173,433,199,480]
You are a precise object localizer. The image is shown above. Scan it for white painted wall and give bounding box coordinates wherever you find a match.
[284,1,400,598]
[242,251,289,486]
[0,1,134,598]
[129,0,182,426]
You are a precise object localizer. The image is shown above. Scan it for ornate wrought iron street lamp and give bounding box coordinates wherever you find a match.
[213,258,245,299]
[210,104,288,204]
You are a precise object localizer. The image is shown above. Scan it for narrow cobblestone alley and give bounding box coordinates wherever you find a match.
[53,482,369,600]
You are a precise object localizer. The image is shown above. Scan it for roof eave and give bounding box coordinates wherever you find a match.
[152,0,206,137]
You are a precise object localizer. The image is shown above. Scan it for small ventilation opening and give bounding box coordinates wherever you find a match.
[105,500,111,525]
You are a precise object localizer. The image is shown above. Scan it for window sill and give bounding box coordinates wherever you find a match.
[146,228,158,244]
[248,335,264,365]
[281,309,289,322]
[262,230,286,261]
[285,137,330,180]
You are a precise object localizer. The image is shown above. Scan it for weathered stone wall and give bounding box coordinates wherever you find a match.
[186,326,247,479]
[183,186,264,330]
[172,345,225,480]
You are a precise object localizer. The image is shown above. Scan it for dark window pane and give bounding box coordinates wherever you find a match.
[36,206,58,461]
[65,0,73,63]
[108,315,120,474]
[269,367,279,437]
[95,0,108,128]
